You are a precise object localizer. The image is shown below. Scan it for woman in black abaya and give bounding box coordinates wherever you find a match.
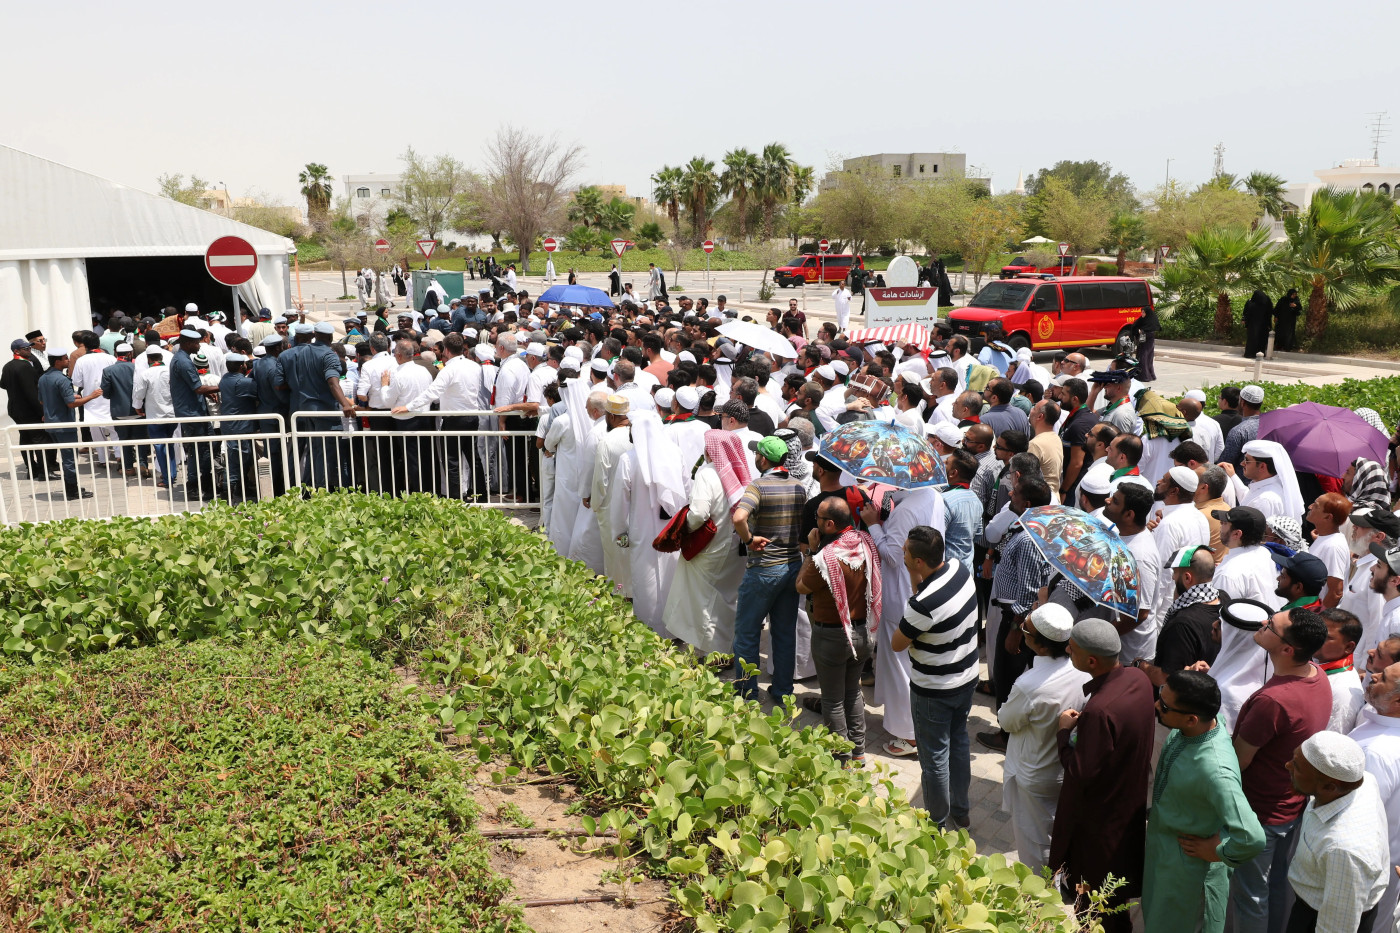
[1241,290,1273,358]
[1273,288,1301,352]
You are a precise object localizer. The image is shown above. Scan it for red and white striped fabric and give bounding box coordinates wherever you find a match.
[844,323,931,351]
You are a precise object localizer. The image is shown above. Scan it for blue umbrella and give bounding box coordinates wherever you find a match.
[538,284,615,307]
[1019,505,1139,619]
[816,421,946,489]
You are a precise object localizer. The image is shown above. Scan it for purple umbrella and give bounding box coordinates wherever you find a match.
[1259,402,1389,478]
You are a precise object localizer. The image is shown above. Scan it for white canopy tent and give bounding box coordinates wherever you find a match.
[0,145,293,342]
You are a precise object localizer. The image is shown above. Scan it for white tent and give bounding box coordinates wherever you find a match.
[0,145,293,342]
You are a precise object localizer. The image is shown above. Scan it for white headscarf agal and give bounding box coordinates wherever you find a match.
[630,410,687,515]
[1242,439,1305,521]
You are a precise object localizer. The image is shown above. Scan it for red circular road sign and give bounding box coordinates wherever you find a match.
[817,238,830,253]
[702,240,715,254]
[542,236,559,253]
[374,238,391,253]
[204,236,259,286]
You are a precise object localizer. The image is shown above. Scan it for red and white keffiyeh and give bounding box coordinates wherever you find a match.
[814,527,883,657]
[704,429,752,510]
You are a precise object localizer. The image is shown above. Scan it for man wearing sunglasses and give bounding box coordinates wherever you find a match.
[1142,670,1265,933]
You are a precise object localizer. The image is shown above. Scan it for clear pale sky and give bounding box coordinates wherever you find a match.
[6,0,1399,210]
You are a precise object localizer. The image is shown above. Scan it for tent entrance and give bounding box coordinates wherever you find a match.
[86,256,246,323]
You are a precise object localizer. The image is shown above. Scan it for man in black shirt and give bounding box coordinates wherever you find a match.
[799,453,848,549]
[0,337,56,478]
[1136,545,1220,687]
[1056,377,1099,498]
[1215,386,1242,438]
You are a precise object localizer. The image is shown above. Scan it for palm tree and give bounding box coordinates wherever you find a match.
[755,142,794,239]
[1160,225,1276,337]
[680,157,719,243]
[1105,211,1147,273]
[598,197,636,235]
[1283,187,1400,336]
[789,164,815,207]
[651,166,684,242]
[567,186,605,228]
[1243,171,1289,224]
[719,148,760,241]
[298,163,334,229]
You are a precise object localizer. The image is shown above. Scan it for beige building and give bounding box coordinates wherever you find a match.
[819,152,991,192]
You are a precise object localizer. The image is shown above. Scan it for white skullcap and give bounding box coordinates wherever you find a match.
[676,386,700,411]
[1030,604,1074,642]
[559,357,580,372]
[815,364,837,381]
[677,350,697,364]
[1184,389,1207,402]
[590,358,611,374]
[525,344,546,358]
[1242,439,1282,459]
[1051,373,1072,386]
[830,360,850,376]
[473,344,493,362]
[654,388,676,410]
[253,346,266,357]
[1300,731,1367,783]
[564,346,585,361]
[1168,465,1200,492]
[1016,347,1033,361]
[1240,385,1265,405]
[184,302,199,314]
[463,328,479,340]
[1079,462,1114,496]
[114,343,133,353]
[931,423,963,448]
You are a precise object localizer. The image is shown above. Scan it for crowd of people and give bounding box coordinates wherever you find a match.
[8,284,1400,932]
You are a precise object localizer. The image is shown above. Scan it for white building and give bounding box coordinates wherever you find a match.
[342,173,402,222]
[1268,158,1400,237]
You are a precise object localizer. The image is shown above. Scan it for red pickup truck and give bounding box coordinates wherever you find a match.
[1000,255,1079,278]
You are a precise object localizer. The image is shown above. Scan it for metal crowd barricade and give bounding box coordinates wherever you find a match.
[1,414,289,525]
[288,409,545,509]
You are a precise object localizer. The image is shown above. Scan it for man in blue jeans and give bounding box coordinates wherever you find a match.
[731,435,808,703]
[893,526,980,828]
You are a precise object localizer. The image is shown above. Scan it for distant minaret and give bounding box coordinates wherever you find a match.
[1013,170,1026,196]
[1212,142,1226,178]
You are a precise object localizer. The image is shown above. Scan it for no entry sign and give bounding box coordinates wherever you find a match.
[817,238,830,253]
[702,240,715,254]
[542,236,559,253]
[204,236,258,287]
[417,239,437,261]
[610,238,628,258]
[374,238,390,253]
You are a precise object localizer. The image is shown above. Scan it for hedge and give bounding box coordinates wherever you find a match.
[1182,375,1400,433]
[0,494,1076,932]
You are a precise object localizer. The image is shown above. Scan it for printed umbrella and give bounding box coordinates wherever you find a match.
[1259,402,1388,478]
[716,320,798,358]
[816,421,947,488]
[1019,504,1139,619]
[537,284,615,307]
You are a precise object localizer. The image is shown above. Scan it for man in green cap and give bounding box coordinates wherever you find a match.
[731,434,808,704]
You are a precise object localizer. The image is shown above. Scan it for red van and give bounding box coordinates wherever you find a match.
[774,254,865,287]
[1000,255,1080,278]
[947,275,1151,351]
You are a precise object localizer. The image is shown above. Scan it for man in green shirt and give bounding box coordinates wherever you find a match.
[1143,670,1265,933]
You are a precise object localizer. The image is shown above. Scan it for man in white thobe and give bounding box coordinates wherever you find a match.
[1228,439,1304,523]
[1179,392,1224,464]
[544,257,556,284]
[611,411,685,636]
[1149,467,1211,625]
[1347,661,1400,927]
[1208,506,1283,729]
[591,395,635,599]
[832,283,853,333]
[567,393,609,575]
[860,484,946,756]
[999,604,1091,874]
[70,338,118,464]
[1343,507,1399,662]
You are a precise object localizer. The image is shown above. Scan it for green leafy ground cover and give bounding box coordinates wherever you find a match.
[0,495,1076,931]
[1175,376,1400,432]
[0,637,516,932]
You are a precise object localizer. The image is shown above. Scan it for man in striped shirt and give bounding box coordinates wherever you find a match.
[893,525,980,830]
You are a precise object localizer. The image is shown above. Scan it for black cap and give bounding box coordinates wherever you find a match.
[1269,550,1327,593]
[1211,506,1267,539]
[803,450,842,472]
[1352,506,1400,538]
[1370,542,1400,577]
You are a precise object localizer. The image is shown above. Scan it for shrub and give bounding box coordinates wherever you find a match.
[1177,375,1400,432]
[0,493,1076,932]
[636,238,656,251]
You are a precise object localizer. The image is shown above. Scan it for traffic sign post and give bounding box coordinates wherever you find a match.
[702,239,714,290]
[542,236,559,253]
[1057,241,1070,275]
[417,239,437,269]
[817,238,829,291]
[610,238,628,274]
[374,238,390,253]
[205,236,258,322]
[1159,245,1170,264]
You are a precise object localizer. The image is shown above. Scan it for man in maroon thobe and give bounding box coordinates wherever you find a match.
[1049,617,1155,932]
